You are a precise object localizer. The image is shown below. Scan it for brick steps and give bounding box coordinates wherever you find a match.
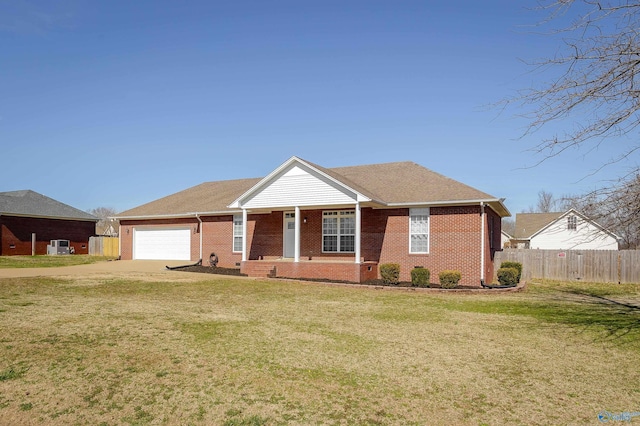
[243,263,277,278]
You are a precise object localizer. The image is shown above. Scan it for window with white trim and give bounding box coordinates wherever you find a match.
[567,215,577,231]
[409,208,429,253]
[323,210,355,252]
[233,214,243,252]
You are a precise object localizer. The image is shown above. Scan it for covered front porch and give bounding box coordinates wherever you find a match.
[238,206,375,282]
[241,258,379,283]
[228,157,378,283]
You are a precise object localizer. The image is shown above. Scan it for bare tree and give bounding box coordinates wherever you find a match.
[511,1,640,247]
[537,190,557,212]
[599,173,640,248]
[516,0,640,166]
[523,190,558,212]
[88,207,119,237]
[558,180,640,248]
[502,217,516,236]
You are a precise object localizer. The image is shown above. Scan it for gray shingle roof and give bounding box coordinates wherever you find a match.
[117,159,507,218]
[0,190,98,221]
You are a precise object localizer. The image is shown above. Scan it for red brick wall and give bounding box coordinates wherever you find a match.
[247,213,282,260]
[120,206,500,286]
[273,261,378,282]
[0,216,95,256]
[201,215,242,267]
[361,206,487,286]
[244,206,494,285]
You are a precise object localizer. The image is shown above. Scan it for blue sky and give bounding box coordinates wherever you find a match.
[1,1,635,216]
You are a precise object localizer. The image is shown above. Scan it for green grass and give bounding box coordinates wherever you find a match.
[438,280,640,345]
[0,274,638,425]
[0,255,116,269]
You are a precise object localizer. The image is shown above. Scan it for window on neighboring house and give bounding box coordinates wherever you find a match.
[233,214,243,252]
[567,215,577,231]
[322,211,355,252]
[409,208,429,253]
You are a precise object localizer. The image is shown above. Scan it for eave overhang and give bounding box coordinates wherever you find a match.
[385,198,511,217]
[112,210,242,221]
[0,212,99,222]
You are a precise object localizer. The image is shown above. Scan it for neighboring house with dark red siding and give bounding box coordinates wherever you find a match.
[0,190,98,256]
[116,156,510,286]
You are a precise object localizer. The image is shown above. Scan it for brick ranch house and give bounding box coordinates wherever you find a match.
[0,190,98,256]
[116,156,510,286]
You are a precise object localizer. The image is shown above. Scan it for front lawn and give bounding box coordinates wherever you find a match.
[0,275,638,425]
[0,255,115,268]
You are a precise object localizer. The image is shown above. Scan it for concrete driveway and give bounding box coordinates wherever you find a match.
[0,260,194,279]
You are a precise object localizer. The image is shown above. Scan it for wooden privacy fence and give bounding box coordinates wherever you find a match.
[88,236,119,257]
[495,249,640,284]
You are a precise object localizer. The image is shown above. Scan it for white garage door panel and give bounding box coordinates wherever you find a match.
[133,228,191,260]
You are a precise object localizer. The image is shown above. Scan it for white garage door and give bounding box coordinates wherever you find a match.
[133,228,191,260]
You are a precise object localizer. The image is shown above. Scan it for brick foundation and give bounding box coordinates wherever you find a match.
[242,260,378,283]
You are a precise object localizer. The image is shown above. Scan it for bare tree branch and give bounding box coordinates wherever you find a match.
[514,0,640,162]
[509,1,640,248]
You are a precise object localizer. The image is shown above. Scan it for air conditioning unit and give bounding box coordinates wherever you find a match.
[47,239,71,255]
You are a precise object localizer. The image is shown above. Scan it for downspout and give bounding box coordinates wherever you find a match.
[354,202,361,264]
[241,209,248,262]
[480,202,486,286]
[196,214,203,262]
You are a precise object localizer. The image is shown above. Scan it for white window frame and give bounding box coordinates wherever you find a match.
[567,215,577,231]
[322,210,355,253]
[233,214,243,252]
[409,208,430,254]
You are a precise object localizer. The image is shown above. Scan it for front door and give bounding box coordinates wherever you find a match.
[284,212,295,258]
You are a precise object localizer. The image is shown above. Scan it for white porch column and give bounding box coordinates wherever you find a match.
[355,202,361,264]
[242,208,248,262]
[294,206,301,262]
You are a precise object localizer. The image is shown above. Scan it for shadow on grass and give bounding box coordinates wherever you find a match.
[555,287,640,343]
[444,285,640,347]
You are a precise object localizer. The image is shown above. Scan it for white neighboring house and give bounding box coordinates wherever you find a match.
[501,230,513,248]
[511,209,619,250]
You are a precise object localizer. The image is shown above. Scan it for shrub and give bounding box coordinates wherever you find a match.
[439,270,461,289]
[497,267,519,286]
[500,261,522,283]
[380,263,400,285]
[411,267,430,287]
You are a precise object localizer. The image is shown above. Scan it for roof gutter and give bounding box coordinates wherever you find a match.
[1,212,99,222]
[112,210,242,221]
[386,198,511,217]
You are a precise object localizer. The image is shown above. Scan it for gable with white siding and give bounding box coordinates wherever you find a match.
[529,211,619,250]
[240,163,361,209]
